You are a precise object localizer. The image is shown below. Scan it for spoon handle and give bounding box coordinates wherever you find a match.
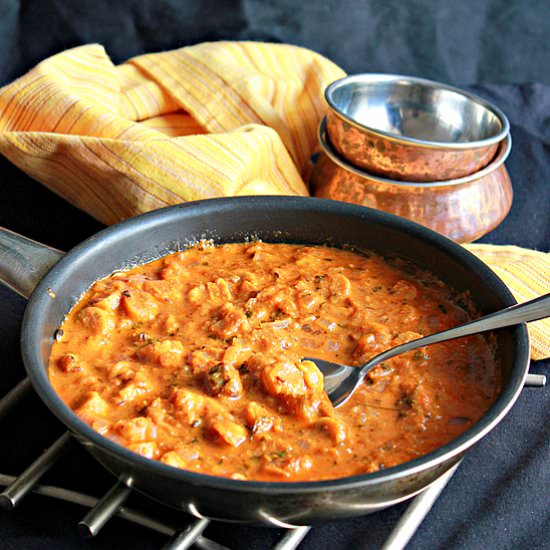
[360,293,550,377]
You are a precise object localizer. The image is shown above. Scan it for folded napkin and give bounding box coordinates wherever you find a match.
[0,43,345,222]
[464,244,549,360]
[0,43,548,359]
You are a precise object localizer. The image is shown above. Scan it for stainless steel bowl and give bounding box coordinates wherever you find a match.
[325,74,510,182]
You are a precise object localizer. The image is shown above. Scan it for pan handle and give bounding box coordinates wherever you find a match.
[0,228,63,300]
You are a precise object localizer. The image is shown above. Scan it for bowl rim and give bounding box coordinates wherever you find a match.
[319,117,512,188]
[22,196,529,496]
[325,73,510,150]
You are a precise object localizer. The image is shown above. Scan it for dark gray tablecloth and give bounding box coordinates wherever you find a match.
[2,0,550,86]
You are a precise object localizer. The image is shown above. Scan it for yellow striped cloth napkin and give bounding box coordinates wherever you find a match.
[464,245,549,359]
[0,43,548,359]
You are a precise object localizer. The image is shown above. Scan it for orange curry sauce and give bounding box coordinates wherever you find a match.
[49,242,499,481]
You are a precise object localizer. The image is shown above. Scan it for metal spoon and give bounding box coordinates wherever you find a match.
[308,293,550,407]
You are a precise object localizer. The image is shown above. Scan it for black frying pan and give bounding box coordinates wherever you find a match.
[0,196,529,525]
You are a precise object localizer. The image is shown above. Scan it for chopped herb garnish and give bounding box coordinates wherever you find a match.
[207,364,226,393]
[271,450,288,460]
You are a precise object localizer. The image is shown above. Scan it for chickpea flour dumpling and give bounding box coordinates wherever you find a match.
[49,242,499,481]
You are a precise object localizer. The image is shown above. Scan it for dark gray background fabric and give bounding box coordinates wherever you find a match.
[1,0,550,86]
[0,1,548,549]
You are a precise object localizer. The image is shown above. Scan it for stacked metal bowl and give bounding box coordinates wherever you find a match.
[310,74,512,242]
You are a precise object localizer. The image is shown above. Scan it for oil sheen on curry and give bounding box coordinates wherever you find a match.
[49,242,499,482]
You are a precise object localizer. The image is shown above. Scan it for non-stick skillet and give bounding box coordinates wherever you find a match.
[0,196,530,525]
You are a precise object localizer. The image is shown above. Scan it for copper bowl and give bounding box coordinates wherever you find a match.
[311,119,513,243]
[325,74,510,182]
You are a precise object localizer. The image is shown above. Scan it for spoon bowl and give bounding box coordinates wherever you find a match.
[309,293,550,407]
